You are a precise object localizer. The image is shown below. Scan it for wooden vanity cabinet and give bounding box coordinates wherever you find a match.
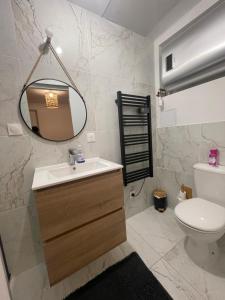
[35,169,126,285]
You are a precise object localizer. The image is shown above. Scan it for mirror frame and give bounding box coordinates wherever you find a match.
[19,78,87,142]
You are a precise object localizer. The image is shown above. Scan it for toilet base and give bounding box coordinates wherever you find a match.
[184,237,225,275]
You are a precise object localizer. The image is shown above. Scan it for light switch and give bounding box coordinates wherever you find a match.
[7,123,23,136]
[87,132,96,143]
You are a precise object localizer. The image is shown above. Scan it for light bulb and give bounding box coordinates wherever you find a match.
[56,47,62,55]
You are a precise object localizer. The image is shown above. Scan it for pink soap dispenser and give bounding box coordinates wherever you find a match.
[208,148,219,167]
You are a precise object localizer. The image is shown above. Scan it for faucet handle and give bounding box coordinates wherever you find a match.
[68,148,77,165]
[69,148,76,155]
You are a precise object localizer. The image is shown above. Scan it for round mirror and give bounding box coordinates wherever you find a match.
[19,79,87,141]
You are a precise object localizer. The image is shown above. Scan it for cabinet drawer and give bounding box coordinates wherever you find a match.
[36,170,124,241]
[44,209,126,285]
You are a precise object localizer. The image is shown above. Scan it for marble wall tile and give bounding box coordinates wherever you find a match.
[0,100,21,137]
[0,0,18,58]
[156,121,225,208]
[90,74,117,132]
[0,136,33,211]
[0,55,21,103]
[124,177,157,219]
[0,0,156,282]
[132,36,155,85]
[156,167,196,208]
[156,168,180,208]
[11,0,43,65]
[88,13,136,80]
[0,54,25,136]
[10,263,46,300]
[11,0,91,72]
[95,130,120,162]
[200,121,225,165]
[157,124,201,175]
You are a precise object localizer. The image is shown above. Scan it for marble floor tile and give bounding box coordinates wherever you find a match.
[164,239,225,300]
[151,259,205,300]
[126,224,161,268]
[10,263,46,300]
[127,207,185,256]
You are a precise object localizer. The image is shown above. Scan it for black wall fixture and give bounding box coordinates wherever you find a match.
[116,91,153,186]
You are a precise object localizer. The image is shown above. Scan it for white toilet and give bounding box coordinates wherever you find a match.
[175,163,225,264]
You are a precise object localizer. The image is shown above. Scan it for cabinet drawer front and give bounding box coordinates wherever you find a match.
[36,170,124,241]
[44,209,126,285]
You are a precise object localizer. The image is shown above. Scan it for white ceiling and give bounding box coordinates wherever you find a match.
[69,0,200,36]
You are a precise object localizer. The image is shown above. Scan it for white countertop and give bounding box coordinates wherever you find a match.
[32,157,123,191]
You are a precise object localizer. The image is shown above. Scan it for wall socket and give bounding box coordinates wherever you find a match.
[130,190,135,198]
[87,132,96,143]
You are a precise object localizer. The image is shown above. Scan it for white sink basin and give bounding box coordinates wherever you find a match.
[49,160,107,178]
[32,157,123,190]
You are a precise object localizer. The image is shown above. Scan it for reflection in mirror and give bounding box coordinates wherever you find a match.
[20,79,87,141]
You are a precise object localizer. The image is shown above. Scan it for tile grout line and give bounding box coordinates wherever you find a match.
[157,241,207,299]
[149,236,181,270]
[127,211,206,298]
[126,222,163,258]
[126,225,163,271]
[162,259,207,299]
[127,220,184,260]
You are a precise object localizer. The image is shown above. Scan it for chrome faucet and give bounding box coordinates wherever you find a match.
[68,148,77,166]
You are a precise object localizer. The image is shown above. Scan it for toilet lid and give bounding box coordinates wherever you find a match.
[175,198,225,232]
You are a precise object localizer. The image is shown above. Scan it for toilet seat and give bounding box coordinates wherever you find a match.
[175,198,225,232]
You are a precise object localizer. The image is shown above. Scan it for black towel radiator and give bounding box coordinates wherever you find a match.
[116,91,153,186]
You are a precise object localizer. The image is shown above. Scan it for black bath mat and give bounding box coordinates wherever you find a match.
[64,252,172,300]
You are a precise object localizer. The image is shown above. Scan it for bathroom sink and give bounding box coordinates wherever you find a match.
[49,160,108,178]
[32,157,123,190]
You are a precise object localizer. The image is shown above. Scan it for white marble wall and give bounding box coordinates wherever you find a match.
[0,0,156,280]
[156,121,225,207]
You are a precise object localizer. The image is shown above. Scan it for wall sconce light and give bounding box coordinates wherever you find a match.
[45,92,58,109]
